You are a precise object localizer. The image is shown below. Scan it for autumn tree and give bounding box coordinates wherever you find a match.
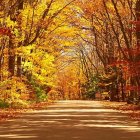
[0,0,77,106]
[71,0,140,102]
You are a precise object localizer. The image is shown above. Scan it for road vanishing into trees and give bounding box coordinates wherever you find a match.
[0,101,140,140]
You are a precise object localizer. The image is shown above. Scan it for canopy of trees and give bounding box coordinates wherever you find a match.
[0,0,140,108]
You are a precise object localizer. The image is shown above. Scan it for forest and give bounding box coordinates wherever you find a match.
[0,0,140,109]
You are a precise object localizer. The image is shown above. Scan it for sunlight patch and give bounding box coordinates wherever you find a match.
[0,134,37,139]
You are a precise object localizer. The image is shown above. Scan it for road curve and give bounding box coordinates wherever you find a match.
[0,100,140,140]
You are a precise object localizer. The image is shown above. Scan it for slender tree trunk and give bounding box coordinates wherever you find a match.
[17,0,24,77]
[136,0,140,46]
[135,0,140,101]
[8,39,15,77]
[17,56,22,77]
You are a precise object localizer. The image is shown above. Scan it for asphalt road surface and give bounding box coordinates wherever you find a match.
[0,100,140,140]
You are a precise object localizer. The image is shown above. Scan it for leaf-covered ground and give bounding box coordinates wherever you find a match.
[0,102,53,121]
[101,101,140,121]
[0,108,25,121]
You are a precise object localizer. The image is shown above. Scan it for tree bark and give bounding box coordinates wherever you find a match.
[16,0,23,77]
[135,0,140,101]
[8,39,15,77]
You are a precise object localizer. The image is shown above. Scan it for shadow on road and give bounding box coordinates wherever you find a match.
[0,100,140,140]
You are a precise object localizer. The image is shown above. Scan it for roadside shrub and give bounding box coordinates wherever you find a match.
[0,100,9,108]
[36,87,47,102]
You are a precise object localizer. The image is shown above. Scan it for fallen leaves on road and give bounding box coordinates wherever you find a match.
[101,101,140,121]
[0,101,53,122]
[0,108,26,122]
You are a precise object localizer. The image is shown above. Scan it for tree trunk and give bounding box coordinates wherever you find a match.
[17,56,22,77]
[16,0,24,77]
[136,0,140,46]
[136,0,140,101]
[8,39,15,77]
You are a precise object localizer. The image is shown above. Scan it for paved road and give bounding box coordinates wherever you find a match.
[0,100,140,140]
